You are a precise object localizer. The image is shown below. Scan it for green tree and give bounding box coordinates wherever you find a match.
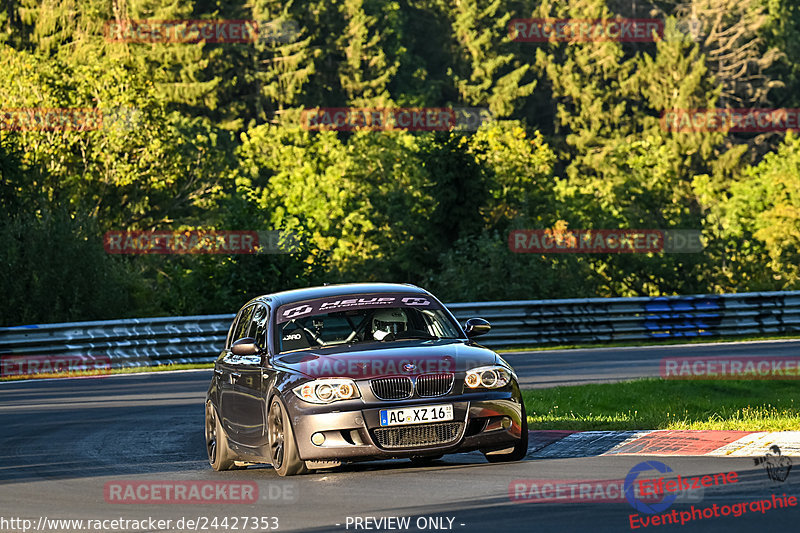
[0,209,141,325]
[694,132,800,289]
[446,0,537,116]
[0,47,236,230]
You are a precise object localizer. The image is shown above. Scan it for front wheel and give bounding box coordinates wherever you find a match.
[484,404,529,463]
[268,397,308,477]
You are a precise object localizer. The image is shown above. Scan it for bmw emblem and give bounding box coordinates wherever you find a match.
[402,363,416,373]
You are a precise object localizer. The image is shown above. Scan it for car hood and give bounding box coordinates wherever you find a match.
[272,339,498,379]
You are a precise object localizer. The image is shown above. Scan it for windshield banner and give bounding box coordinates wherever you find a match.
[276,293,441,323]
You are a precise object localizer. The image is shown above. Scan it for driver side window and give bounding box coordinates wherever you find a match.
[231,305,255,346]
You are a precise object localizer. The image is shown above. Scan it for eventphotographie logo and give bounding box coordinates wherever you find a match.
[622,462,798,529]
[625,461,679,514]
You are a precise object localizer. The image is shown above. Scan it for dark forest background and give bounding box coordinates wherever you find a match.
[2,0,799,325]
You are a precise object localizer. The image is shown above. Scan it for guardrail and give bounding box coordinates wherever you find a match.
[1,291,799,370]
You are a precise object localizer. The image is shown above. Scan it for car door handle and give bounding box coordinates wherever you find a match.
[230,371,242,378]
[214,368,224,376]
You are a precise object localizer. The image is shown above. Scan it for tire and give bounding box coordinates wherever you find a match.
[268,397,308,477]
[484,404,529,463]
[206,401,238,471]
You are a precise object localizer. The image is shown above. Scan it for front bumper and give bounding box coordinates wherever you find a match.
[286,392,524,462]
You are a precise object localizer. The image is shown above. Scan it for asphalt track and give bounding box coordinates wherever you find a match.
[1,340,799,533]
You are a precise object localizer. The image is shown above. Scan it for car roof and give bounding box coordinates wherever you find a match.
[249,283,430,308]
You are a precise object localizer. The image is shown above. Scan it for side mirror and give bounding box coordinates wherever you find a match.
[231,337,261,356]
[464,318,491,338]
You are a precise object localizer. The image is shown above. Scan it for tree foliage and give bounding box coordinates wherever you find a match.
[2,0,799,324]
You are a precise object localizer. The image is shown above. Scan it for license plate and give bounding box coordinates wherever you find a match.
[379,404,454,427]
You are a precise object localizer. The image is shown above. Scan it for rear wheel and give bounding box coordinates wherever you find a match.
[268,397,308,477]
[205,401,237,471]
[484,404,529,463]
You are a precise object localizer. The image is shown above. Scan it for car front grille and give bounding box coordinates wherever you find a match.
[371,377,413,400]
[372,422,463,449]
[415,373,454,397]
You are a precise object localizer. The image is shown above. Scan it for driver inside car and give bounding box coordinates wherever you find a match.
[371,309,408,340]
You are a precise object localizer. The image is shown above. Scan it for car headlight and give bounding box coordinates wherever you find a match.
[465,366,513,389]
[293,379,361,404]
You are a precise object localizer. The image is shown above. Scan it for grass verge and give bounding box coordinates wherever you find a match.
[522,378,800,431]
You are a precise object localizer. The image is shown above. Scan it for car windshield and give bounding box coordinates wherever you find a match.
[274,295,462,353]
